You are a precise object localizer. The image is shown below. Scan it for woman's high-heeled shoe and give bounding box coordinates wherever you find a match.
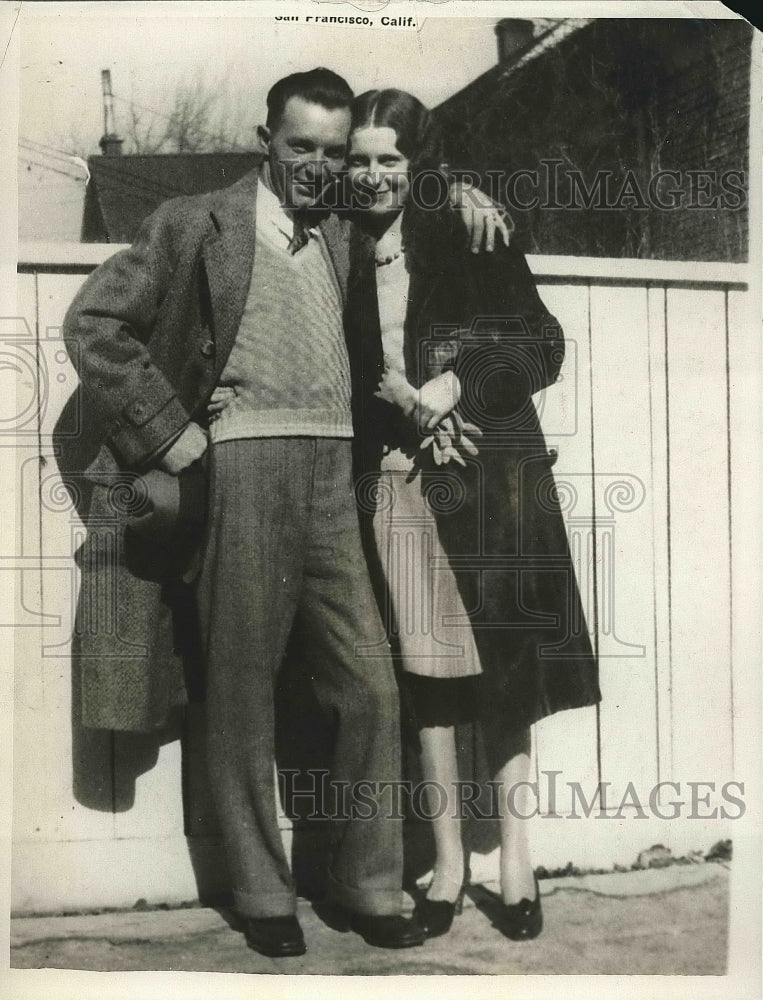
[494,875,543,941]
[415,866,470,939]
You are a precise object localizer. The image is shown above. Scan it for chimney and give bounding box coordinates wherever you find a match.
[99,69,123,156]
[494,19,535,65]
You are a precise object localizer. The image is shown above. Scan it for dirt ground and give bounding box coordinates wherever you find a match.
[9,863,729,975]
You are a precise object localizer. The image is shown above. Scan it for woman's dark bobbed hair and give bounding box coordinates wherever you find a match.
[350,88,444,177]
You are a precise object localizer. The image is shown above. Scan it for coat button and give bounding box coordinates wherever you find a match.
[548,447,558,464]
[555,373,563,383]
[200,339,215,358]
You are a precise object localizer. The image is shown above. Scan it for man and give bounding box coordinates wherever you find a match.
[63,68,507,957]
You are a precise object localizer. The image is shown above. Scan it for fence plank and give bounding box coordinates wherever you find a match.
[36,273,188,844]
[646,287,673,787]
[12,838,227,914]
[112,724,186,839]
[589,285,657,802]
[37,272,86,623]
[12,273,51,844]
[21,273,114,843]
[532,282,599,813]
[12,273,44,646]
[665,288,733,789]
[726,289,759,781]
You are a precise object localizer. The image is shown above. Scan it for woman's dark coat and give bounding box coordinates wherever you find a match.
[345,207,600,766]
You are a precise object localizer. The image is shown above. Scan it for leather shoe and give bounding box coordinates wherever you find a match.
[415,883,467,939]
[415,864,470,939]
[493,876,543,941]
[339,909,425,948]
[242,915,307,957]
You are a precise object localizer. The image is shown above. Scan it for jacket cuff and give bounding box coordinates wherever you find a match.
[110,394,191,468]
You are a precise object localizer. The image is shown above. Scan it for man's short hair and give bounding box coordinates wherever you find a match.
[266,68,354,130]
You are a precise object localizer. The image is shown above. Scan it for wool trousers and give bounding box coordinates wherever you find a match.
[196,437,403,918]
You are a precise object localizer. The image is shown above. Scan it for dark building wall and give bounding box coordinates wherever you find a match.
[436,19,752,261]
[644,19,751,262]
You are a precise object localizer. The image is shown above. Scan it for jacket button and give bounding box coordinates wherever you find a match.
[200,340,215,358]
[548,447,558,464]
[555,373,563,383]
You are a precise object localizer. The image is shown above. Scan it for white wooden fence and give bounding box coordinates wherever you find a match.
[11,244,756,913]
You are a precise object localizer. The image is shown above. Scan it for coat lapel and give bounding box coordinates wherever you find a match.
[346,221,382,367]
[318,213,351,306]
[202,169,352,361]
[202,168,260,367]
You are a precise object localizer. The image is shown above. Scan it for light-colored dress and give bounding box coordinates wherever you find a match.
[371,241,481,679]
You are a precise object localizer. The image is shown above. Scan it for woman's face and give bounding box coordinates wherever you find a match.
[346,125,411,216]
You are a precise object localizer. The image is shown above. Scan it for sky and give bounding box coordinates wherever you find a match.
[19,7,503,158]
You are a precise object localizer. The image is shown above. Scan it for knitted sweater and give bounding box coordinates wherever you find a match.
[210,181,352,442]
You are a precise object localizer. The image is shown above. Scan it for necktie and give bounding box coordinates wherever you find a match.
[288,215,310,255]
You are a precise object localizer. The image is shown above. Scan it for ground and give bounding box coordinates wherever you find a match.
[9,863,729,975]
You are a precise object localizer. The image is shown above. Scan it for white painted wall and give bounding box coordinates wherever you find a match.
[10,246,756,913]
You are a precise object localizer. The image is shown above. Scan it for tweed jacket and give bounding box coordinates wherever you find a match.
[59,166,352,731]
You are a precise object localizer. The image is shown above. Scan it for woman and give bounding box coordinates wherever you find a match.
[343,89,600,941]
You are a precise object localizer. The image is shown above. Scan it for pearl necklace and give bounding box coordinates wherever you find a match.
[374,218,405,267]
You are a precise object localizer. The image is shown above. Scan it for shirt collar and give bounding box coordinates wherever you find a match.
[257,163,320,248]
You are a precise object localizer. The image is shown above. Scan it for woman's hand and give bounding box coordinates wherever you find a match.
[208,385,236,420]
[375,368,417,417]
[415,371,461,432]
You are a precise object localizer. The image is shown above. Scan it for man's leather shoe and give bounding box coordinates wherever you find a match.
[242,915,307,957]
[340,909,425,949]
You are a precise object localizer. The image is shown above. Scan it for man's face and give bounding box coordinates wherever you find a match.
[262,96,351,211]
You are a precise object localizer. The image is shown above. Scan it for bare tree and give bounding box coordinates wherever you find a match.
[123,69,253,154]
[54,68,255,159]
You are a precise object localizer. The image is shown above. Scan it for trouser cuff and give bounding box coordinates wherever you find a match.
[325,870,403,916]
[233,887,297,919]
